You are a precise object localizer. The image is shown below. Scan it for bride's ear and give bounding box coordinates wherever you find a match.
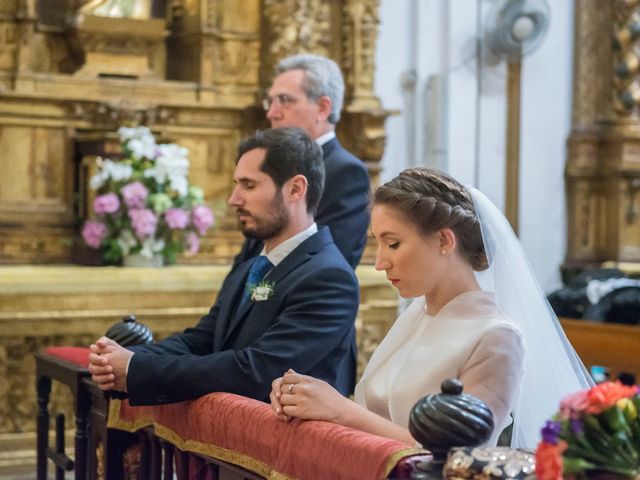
[438,228,456,254]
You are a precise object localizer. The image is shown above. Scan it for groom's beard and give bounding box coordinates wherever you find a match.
[237,190,289,241]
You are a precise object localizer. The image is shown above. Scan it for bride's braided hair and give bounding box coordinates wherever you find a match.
[374,167,488,271]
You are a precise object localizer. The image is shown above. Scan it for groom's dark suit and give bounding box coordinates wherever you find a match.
[233,138,370,270]
[125,227,358,406]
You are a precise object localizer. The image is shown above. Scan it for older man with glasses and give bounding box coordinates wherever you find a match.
[235,54,371,270]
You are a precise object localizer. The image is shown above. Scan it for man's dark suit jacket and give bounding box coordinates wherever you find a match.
[233,138,371,270]
[125,227,359,406]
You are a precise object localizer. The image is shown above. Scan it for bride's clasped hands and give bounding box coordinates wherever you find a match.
[270,369,351,423]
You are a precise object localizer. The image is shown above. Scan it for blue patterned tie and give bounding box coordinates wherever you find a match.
[241,256,273,306]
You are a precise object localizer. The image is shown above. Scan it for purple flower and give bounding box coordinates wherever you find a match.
[128,209,157,240]
[82,220,107,248]
[569,419,584,435]
[121,181,149,209]
[185,231,200,256]
[192,205,214,235]
[541,420,562,444]
[93,193,120,214]
[164,208,189,230]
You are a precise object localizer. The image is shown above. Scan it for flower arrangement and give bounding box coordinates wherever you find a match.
[81,126,214,264]
[535,381,640,480]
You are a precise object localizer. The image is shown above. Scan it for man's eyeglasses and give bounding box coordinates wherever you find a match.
[262,94,298,111]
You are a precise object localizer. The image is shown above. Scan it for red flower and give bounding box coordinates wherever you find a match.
[535,440,567,480]
[586,381,637,414]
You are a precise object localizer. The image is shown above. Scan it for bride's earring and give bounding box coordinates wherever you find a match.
[440,249,447,256]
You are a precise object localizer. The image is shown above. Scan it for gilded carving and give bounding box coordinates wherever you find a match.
[338,110,388,187]
[566,1,640,270]
[210,39,260,86]
[67,15,167,79]
[96,441,105,480]
[262,0,332,82]
[571,0,611,124]
[612,1,640,117]
[0,22,18,71]
[341,0,379,106]
[206,0,259,34]
[68,100,175,127]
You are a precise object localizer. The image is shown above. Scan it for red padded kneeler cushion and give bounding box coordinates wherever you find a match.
[45,346,91,368]
[109,392,425,480]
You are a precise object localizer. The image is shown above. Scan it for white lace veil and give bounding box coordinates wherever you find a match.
[468,187,594,448]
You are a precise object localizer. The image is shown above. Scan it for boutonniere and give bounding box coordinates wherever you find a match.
[249,281,276,302]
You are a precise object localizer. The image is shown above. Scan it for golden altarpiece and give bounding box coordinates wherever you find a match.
[566,1,640,275]
[0,0,396,471]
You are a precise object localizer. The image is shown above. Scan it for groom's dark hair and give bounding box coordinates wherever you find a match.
[237,128,325,215]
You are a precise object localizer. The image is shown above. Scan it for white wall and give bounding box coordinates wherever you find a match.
[374,0,573,293]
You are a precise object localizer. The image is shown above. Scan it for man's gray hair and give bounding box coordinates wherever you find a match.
[275,54,345,125]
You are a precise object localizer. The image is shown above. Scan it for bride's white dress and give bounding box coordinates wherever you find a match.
[354,290,524,447]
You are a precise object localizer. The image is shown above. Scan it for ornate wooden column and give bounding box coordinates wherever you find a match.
[261,0,390,188]
[565,0,640,275]
[165,0,261,105]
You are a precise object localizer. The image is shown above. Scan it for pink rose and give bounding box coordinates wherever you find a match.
[164,208,189,230]
[128,209,157,240]
[93,193,120,214]
[559,389,589,419]
[82,220,107,248]
[121,181,149,210]
[192,205,214,235]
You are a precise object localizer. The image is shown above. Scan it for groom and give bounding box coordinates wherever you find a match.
[88,127,359,405]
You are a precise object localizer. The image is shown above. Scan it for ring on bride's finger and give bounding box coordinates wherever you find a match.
[287,383,294,394]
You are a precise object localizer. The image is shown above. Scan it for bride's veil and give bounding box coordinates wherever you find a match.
[468,187,594,448]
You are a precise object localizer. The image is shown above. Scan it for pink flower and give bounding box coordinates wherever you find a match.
[164,208,189,230]
[82,220,107,248]
[93,193,120,214]
[185,231,200,256]
[192,205,214,235]
[121,181,149,209]
[128,209,157,240]
[559,389,589,419]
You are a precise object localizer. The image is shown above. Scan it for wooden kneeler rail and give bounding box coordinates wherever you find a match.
[107,394,430,480]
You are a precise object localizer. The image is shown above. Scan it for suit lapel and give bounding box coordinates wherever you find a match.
[214,260,253,351]
[220,228,331,347]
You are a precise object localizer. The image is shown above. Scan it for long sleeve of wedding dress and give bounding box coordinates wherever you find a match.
[460,326,525,446]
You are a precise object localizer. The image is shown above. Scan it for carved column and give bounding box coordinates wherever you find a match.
[565,0,640,274]
[261,0,332,87]
[166,0,260,106]
[339,0,389,189]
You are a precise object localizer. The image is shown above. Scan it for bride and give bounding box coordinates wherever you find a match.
[269,167,593,448]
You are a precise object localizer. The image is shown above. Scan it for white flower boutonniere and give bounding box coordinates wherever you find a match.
[249,281,276,302]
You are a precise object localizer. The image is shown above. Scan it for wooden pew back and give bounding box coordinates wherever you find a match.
[560,318,640,381]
